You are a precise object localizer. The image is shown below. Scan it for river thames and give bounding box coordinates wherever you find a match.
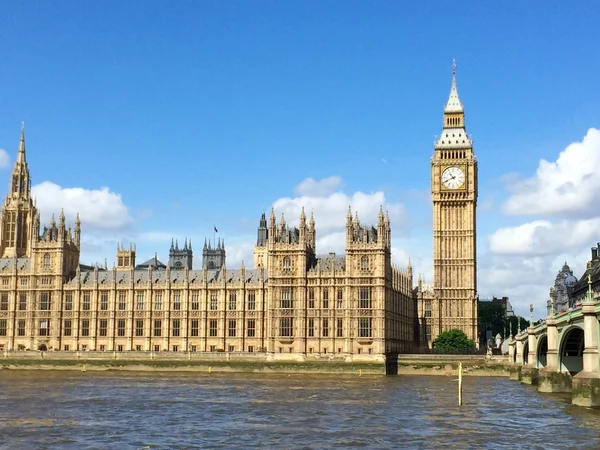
[0,371,599,449]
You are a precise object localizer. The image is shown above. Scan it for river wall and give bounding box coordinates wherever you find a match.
[0,351,509,376]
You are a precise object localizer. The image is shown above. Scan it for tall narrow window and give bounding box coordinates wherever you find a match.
[99,320,108,337]
[358,318,372,338]
[154,291,162,310]
[43,253,51,270]
[17,319,26,336]
[210,293,218,311]
[82,292,90,311]
[0,294,8,311]
[247,319,256,337]
[322,289,329,309]
[308,288,315,309]
[40,292,51,311]
[322,319,329,338]
[247,291,256,311]
[63,319,72,336]
[228,320,236,337]
[39,319,50,336]
[359,287,371,309]
[172,319,180,337]
[283,257,291,271]
[337,318,343,337]
[425,300,432,318]
[153,320,162,337]
[190,319,199,337]
[209,320,217,337]
[337,288,343,309]
[81,319,90,337]
[279,318,293,337]
[361,256,369,271]
[100,292,109,311]
[135,319,144,337]
[19,294,27,311]
[229,292,237,310]
[118,291,126,310]
[281,288,293,309]
[191,292,199,311]
[136,292,144,311]
[64,293,73,311]
[173,291,181,311]
[0,319,7,336]
[308,318,315,337]
[117,319,126,337]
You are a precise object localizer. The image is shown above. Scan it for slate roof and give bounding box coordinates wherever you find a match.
[313,256,346,271]
[135,257,167,270]
[0,257,31,271]
[66,268,268,286]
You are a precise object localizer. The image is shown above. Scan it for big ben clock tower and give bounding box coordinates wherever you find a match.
[430,60,478,344]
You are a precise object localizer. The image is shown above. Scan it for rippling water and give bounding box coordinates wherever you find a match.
[0,371,599,449]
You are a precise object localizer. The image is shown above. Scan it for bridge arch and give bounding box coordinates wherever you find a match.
[522,341,529,366]
[537,334,548,368]
[559,325,584,374]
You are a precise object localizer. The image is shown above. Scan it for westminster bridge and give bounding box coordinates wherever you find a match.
[508,279,600,407]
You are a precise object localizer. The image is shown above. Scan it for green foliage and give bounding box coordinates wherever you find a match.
[433,329,476,353]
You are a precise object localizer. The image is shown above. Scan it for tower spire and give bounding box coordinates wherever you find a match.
[17,122,27,164]
[444,59,463,114]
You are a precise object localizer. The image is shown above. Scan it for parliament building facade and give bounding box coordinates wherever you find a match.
[0,66,479,357]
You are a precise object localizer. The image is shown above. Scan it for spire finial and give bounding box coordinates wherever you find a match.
[452,58,457,75]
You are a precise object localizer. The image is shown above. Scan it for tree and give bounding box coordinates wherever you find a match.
[478,301,505,343]
[434,329,476,353]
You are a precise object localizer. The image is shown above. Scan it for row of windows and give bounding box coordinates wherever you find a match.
[0,288,376,312]
[0,291,260,312]
[282,256,371,271]
[0,317,373,339]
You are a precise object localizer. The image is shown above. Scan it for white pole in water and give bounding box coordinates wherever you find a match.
[458,362,463,406]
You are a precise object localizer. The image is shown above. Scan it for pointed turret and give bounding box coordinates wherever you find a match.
[444,59,463,113]
[17,123,26,164]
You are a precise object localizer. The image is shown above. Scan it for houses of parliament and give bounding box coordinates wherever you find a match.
[0,65,478,358]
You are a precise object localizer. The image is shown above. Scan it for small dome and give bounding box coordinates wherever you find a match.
[562,262,570,273]
[564,274,577,286]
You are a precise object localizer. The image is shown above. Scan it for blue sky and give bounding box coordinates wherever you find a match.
[0,1,599,318]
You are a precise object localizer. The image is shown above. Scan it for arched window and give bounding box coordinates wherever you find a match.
[42,254,51,270]
[361,256,369,271]
[283,257,291,270]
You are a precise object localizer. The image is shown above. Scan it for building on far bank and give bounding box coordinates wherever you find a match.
[0,127,417,359]
[479,296,514,318]
[547,262,577,315]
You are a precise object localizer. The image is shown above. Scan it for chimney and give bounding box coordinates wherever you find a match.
[592,247,598,260]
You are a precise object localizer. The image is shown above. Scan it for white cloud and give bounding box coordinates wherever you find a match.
[0,149,10,168]
[274,177,407,235]
[484,128,600,317]
[294,176,342,197]
[32,181,133,230]
[271,175,414,270]
[503,128,600,218]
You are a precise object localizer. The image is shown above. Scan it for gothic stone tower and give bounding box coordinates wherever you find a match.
[203,238,225,269]
[253,212,268,269]
[169,238,193,269]
[1,125,34,258]
[430,62,478,343]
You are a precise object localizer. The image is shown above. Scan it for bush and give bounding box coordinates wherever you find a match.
[434,329,476,353]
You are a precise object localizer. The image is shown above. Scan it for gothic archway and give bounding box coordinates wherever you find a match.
[537,335,548,368]
[559,326,584,375]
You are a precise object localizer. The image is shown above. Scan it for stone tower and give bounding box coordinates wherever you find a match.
[253,212,268,269]
[203,238,226,269]
[0,124,35,258]
[169,238,193,269]
[430,61,479,343]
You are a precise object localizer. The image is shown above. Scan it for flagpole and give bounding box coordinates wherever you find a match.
[214,228,216,248]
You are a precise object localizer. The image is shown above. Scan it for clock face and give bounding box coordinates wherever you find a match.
[442,166,465,189]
